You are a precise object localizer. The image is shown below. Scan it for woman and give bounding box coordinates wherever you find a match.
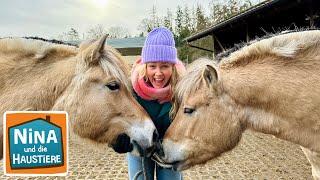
[112,27,185,180]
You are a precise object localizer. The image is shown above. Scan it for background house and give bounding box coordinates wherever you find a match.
[106,37,145,65]
[71,36,145,65]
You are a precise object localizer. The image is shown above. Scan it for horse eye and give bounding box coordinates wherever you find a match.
[184,108,195,114]
[106,82,120,91]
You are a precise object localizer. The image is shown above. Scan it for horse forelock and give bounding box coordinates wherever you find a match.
[0,37,77,60]
[99,47,131,92]
[173,58,216,114]
[219,29,320,68]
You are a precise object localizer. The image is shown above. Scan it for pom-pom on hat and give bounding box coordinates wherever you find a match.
[141,27,177,64]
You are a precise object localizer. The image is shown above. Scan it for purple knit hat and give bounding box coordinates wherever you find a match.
[141,27,177,64]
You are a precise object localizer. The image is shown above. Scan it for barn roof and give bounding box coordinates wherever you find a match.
[186,0,320,54]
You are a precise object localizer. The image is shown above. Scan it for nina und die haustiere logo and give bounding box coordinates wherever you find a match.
[4,111,68,176]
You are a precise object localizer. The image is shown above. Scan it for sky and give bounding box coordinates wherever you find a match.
[0,0,214,39]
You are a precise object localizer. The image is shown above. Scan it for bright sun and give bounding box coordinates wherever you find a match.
[92,0,109,7]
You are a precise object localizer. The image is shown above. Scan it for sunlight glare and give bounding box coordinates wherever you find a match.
[92,0,109,8]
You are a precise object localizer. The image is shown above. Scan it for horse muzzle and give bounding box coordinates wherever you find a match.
[131,129,159,157]
[151,139,188,171]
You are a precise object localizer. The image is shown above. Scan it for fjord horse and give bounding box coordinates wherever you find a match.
[0,36,156,159]
[156,30,320,179]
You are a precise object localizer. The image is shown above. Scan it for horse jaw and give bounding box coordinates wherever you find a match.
[160,138,223,171]
[159,139,188,170]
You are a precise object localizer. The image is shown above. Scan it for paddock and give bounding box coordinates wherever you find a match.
[0,130,311,179]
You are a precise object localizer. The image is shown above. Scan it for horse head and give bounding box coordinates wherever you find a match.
[154,59,243,170]
[52,35,158,155]
[0,35,157,158]
[155,30,320,178]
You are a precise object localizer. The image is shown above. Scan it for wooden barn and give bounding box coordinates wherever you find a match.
[186,0,320,56]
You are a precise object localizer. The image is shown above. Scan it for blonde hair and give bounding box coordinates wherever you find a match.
[134,63,180,97]
[133,61,184,119]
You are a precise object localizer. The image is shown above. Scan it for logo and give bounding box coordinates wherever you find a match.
[4,111,68,176]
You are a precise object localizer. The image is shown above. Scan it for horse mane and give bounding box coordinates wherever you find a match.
[0,37,78,60]
[0,36,130,93]
[216,28,320,61]
[219,29,320,69]
[23,36,78,47]
[172,29,320,117]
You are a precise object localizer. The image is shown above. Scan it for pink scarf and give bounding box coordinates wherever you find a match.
[131,59,186,104]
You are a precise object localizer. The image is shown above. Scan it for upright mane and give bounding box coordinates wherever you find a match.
[219,30,320,69]
[0,37,78,60]
[0,37,130,91]
[23,36,78,47]
[172,30,320,117]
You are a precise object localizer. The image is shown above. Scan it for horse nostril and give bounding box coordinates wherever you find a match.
[152,130,159,143]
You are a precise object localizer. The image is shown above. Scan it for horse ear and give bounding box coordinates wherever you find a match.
[202,65,218,87]
[80,34,108,66]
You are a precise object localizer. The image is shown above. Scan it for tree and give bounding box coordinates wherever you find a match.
[163,8,173,31]
[209,1,223,25]
[134,0,256,63]
[195,4,207,31]
[138,18,153,34]
[183,5,192,32]
[209,0,254,25]
[190,7,197,33]
[175,6,183,36]
[240,0,253,12]
[175,4,195,62]
[138,5,161,35]
[86,24,106,39]
[64,28,80,41]
[107,26,130,38]
[151,5,160,28]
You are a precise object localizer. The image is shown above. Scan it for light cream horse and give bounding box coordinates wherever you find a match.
[155,30,320,179]
[0,36,156,159]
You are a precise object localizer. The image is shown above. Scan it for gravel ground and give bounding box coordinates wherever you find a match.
[1,130,312,179]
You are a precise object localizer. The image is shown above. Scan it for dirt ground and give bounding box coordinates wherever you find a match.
[0,130,312,179]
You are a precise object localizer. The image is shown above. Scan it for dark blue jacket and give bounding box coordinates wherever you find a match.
[135,93,172,139]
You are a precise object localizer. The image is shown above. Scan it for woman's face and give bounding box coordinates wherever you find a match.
[146,62,174,88]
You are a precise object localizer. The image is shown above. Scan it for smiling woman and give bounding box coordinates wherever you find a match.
[123,27,185,180]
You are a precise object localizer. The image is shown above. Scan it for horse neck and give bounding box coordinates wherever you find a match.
[219,65,320,151]
[0,56,77,113]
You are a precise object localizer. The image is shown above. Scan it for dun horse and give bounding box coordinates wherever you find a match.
[155,30,320,179]
[0,36,156,159]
